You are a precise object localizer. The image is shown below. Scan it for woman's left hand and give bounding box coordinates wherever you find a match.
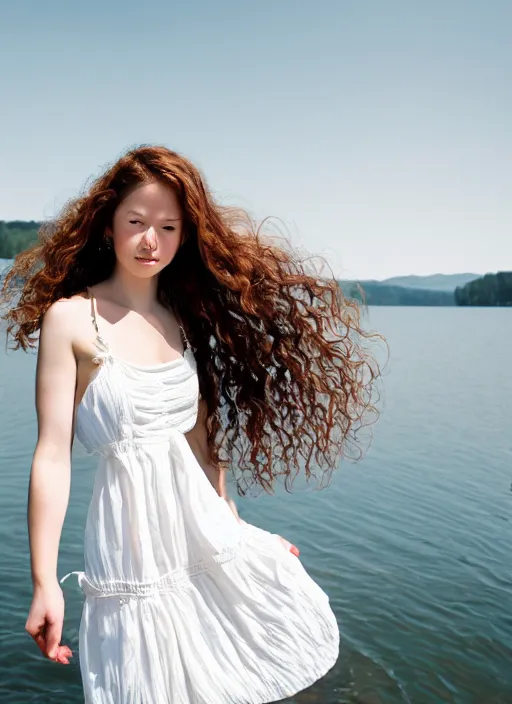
[224,496,300,557]
[276,536,300,557]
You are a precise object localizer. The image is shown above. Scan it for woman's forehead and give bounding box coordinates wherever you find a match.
[118,181,182,216]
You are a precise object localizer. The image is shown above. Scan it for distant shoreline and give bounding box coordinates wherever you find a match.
[1,243,510,308]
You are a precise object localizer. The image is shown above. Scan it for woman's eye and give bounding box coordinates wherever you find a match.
[129,220,174,231]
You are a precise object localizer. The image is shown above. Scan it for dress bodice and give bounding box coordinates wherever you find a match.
[74,289,199,457]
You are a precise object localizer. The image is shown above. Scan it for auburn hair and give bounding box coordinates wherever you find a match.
[1,145,382,496]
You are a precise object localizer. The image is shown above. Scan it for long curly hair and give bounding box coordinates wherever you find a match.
[2,144,383,497]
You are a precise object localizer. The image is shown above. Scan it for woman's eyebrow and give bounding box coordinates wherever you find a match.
[127,210,181,221]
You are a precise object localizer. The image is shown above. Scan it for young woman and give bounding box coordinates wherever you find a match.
[2,145,379,703]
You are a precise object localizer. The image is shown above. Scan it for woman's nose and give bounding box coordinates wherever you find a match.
[142,226,157,249]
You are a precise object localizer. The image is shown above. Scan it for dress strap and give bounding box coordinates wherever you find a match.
[87,286,100,335]
[86,287,111,353]
[177,317,190,352]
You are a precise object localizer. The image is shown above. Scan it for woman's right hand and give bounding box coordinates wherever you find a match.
[25,580,73,664]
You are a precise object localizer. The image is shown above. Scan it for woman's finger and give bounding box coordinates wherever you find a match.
[46,619,63,660]
[54,645,72,664]
[27,619,50,657]
[32,631,49,657]
[275,534,300,557]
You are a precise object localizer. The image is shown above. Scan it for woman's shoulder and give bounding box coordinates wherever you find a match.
[41,291,91,346]
[39,291,100,369]
[44,291,89,324]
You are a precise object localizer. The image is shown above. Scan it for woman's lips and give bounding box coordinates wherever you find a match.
[135,256,159,263]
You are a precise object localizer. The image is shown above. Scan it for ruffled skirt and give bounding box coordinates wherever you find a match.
[76,521,339,703]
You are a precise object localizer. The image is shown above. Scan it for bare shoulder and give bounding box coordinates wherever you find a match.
[42,293,88,339]
[40,292,93,359]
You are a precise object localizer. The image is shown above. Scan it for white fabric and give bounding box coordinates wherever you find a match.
[62,330,339,703]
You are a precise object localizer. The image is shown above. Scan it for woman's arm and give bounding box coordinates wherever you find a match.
[185,401,300,555]
[25,300,77,663]
[185,399,240,521]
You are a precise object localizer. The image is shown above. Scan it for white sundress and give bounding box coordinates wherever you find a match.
[61,291,340,704]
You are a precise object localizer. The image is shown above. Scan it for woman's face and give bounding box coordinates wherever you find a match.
[107,181,184,278]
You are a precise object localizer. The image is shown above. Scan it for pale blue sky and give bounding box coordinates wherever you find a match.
[0,1,510,280]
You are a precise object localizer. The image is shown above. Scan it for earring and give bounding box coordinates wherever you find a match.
[104,234,112,249]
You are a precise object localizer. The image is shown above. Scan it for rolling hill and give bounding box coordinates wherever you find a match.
[377,273,480,292]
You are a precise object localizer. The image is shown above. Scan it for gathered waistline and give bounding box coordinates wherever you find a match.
[88,425,195,458]
[60,533,247,601]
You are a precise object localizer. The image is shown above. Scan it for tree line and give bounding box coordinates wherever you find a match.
[455,272,512,306]
[340,281,455,306]
[0,220,41,259]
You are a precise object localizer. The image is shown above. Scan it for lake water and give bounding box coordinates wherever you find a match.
[0,306,511,703]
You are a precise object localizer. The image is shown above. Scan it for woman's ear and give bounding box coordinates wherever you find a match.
[105,226,113,238]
